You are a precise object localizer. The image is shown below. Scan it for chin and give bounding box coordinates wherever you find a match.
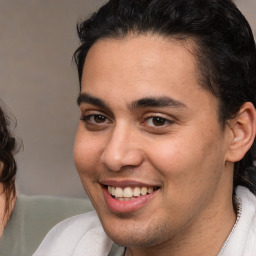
[100,215,169,248]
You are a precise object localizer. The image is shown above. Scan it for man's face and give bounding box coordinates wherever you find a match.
[74,35,233,248]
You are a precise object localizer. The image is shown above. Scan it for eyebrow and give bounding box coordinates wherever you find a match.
[77,93,187,110]
[130,97,187,109]
[77,93,108,108]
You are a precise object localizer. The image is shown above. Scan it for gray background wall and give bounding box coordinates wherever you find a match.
[0,0,255,198]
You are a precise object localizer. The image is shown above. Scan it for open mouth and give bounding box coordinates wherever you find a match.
[101,183,160,213]
[106,185,160,201]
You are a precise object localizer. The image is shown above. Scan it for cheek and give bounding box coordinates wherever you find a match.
[73,132,103,201]
[148,136,197,173]
[148,128,225,184]
[147,132,226,216]
[73,130,101,178]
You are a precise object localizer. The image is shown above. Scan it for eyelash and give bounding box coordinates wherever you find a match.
[143,115,174,127]
[80,114,110,124]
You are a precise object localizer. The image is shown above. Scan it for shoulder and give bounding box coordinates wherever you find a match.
[235,186,256,229]
[236,186,256,207]
[1,195,93,256]
[222,186,256,256]
[40,210,102,235]
[33,211,113,256]
[17,194,94,234]
[18,194,93,217]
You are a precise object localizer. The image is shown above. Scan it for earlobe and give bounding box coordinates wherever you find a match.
[226,102,256,163]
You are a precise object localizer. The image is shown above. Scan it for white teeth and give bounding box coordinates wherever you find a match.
[115,187,123,198]
[111,187,116,196]
[147,187,153,193]
[107,185,155,199]
[133,187,140,197]
[141,187,147,195]
[116,197,133,201]
[123,187,133,197]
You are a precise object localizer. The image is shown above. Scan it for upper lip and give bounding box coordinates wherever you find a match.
[100,179,161,188]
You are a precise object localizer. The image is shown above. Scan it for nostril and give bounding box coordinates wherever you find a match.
[101,150,144,172]
[100,132,145,172]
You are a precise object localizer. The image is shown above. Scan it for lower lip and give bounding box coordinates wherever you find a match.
[102,186,157,213]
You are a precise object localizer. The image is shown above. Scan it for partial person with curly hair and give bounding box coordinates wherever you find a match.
[0,102,17,236]
[0,102,93,256]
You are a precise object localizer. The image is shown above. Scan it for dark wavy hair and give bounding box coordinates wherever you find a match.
[0,102,17,215]
[73,0,256,194]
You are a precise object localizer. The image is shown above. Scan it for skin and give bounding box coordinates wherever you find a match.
[0,184,7,237]
[74,35,237,256]
[0,162,15,238]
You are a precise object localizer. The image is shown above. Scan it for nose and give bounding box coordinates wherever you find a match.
[100,125,144,171]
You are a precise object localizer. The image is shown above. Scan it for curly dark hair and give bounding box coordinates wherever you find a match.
[73,0,256,195]
[0,102,17,216]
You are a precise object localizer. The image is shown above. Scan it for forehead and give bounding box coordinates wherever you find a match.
[83,35,197,83]
[81,35,216,111]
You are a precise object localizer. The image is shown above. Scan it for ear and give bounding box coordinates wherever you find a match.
[226,102,256,163]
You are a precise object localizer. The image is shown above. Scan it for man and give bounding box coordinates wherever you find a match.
[34,0,256,255]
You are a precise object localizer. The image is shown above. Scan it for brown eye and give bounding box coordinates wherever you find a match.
[144,116,172,127]
[81,114,109,124]
[93,115,106,123]
[152,117,166,126]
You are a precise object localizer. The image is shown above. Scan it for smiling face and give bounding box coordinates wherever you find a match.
[74,35,235,254]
